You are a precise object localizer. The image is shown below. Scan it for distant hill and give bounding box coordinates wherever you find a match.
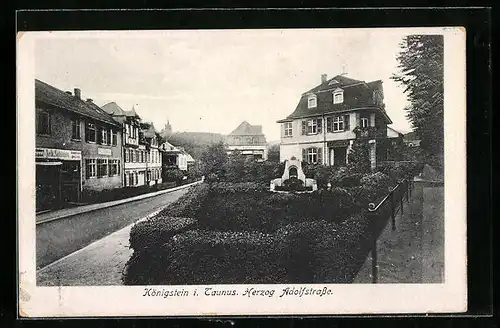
[167,132,225,161]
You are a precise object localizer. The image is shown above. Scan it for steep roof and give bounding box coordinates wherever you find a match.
[101,102,125,116]
[404,131,420,140]
[229,121,264,136]
[35,79,120,127]
[278,74,391,123]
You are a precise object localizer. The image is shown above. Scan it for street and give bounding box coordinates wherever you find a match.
[36,188,190,270]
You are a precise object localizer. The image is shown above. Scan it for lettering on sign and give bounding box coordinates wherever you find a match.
[35,148,81,160]
[98,148,112,156]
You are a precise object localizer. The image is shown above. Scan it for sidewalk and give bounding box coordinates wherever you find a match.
[354,178,444,283]
[36,178,203,224]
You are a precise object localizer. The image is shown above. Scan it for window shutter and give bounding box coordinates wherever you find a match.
[317,147,323,164]
[326,117,332,133]
[301,121,307,135]
[317,118,322,133]
[344,115,350,130]
[302,148,307,163]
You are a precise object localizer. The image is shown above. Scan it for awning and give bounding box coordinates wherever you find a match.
[36,161,63,166]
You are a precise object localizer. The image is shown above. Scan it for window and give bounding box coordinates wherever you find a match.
[302,147,322,164]
[112,130,117,146]
[71,118,81,139]
[86,122,96,143]
[132,150,136,163]
[97,159,108,177]
[308,148,318,164]
[101,128,109,145]
[85,159,96,178]
[124,172,128,186]
[141,151,145,163]
[284,122,293,137]
[307,95,317,108]
[333,92,344,104]
[109,159,119,176]
[361,117,369,128]
[333,116,344,132]
[308,120,317,134]
[36,110,51,135]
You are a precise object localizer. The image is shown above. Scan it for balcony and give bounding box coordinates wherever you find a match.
[353,126,386,139]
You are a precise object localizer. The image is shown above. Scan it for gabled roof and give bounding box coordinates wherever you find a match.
[35,79,120,127]
[278,74,390,123]
[404,131,420,140]
[159,141,182,153]
[102,102,125,116]
[229,121,264,136]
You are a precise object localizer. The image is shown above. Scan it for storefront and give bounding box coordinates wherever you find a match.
[35,147,82,212]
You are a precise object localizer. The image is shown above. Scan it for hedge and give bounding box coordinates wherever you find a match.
[123,216,376,285]
[81,181,177,204]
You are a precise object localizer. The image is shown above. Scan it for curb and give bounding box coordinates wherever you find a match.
[36,179,203,225]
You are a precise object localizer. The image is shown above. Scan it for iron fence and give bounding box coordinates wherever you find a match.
[365,171,418,283]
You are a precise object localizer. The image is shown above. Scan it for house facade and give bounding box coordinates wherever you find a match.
[226,121,268,161]
[277,74,400,169]
[102,102,150,187]
[35,79,123,211]
[140,122,162,185]
[159,141,192,172]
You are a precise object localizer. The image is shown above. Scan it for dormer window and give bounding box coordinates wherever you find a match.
[333,88,344,104]
[328,79,339,86]
[307,94,317,108]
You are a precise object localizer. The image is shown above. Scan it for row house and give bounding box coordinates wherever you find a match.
[140,122,162,185]
[35,79,123,211]
[226,121,268,161]
[102,102,162,187]
[277,74,401,169]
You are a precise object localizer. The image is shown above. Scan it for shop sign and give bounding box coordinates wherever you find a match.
[35,148,81,160]
[98,148,112,156]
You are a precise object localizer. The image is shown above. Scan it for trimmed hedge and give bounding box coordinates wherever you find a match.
[123,216,376,285]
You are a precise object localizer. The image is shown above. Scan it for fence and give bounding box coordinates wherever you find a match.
[365,172,416,283]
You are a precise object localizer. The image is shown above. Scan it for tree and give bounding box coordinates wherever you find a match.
[348,139,371,174]
[267,144,280,162]
[199,141,228,181]
[391,35,444,157]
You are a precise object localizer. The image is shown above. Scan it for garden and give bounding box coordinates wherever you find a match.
[123,142,423,285]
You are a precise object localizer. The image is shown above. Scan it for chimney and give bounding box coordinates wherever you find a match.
[321,74,327,84]
[74,88,81,99]
[86,98,93,103]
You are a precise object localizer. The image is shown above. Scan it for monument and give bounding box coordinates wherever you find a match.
[270,158,317,192]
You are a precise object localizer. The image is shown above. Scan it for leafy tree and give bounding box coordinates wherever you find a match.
[391,35,444,157]
[348,140,371,174]
[200,141,228,181]
[267,144,280,162]
[224,149,246,182]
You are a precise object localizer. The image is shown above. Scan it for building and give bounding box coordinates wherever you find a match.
[102,102,149,187]
[140,122,162,185]
[35,79,123,211]
[277,73,400,169]
[225,121,268,161]
[159,141,193,171]
[403,131,421,148]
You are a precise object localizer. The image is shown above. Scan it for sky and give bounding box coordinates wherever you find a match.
[34,29,414,141]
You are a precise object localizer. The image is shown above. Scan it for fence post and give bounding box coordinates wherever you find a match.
[367,204,378,283]
[390,189,396,231]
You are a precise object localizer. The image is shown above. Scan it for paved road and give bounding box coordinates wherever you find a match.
[36,188,190,270]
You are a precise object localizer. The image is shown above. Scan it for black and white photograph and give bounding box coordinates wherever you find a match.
[17,27,467,316]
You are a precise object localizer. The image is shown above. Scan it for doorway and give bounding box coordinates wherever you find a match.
[329,147,347,167]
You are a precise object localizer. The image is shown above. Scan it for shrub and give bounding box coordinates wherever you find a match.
[328,166,363,187]
[350,172,393,207]
[124,215,376,285]
[163,168,185,184]
[159,183,210,218]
